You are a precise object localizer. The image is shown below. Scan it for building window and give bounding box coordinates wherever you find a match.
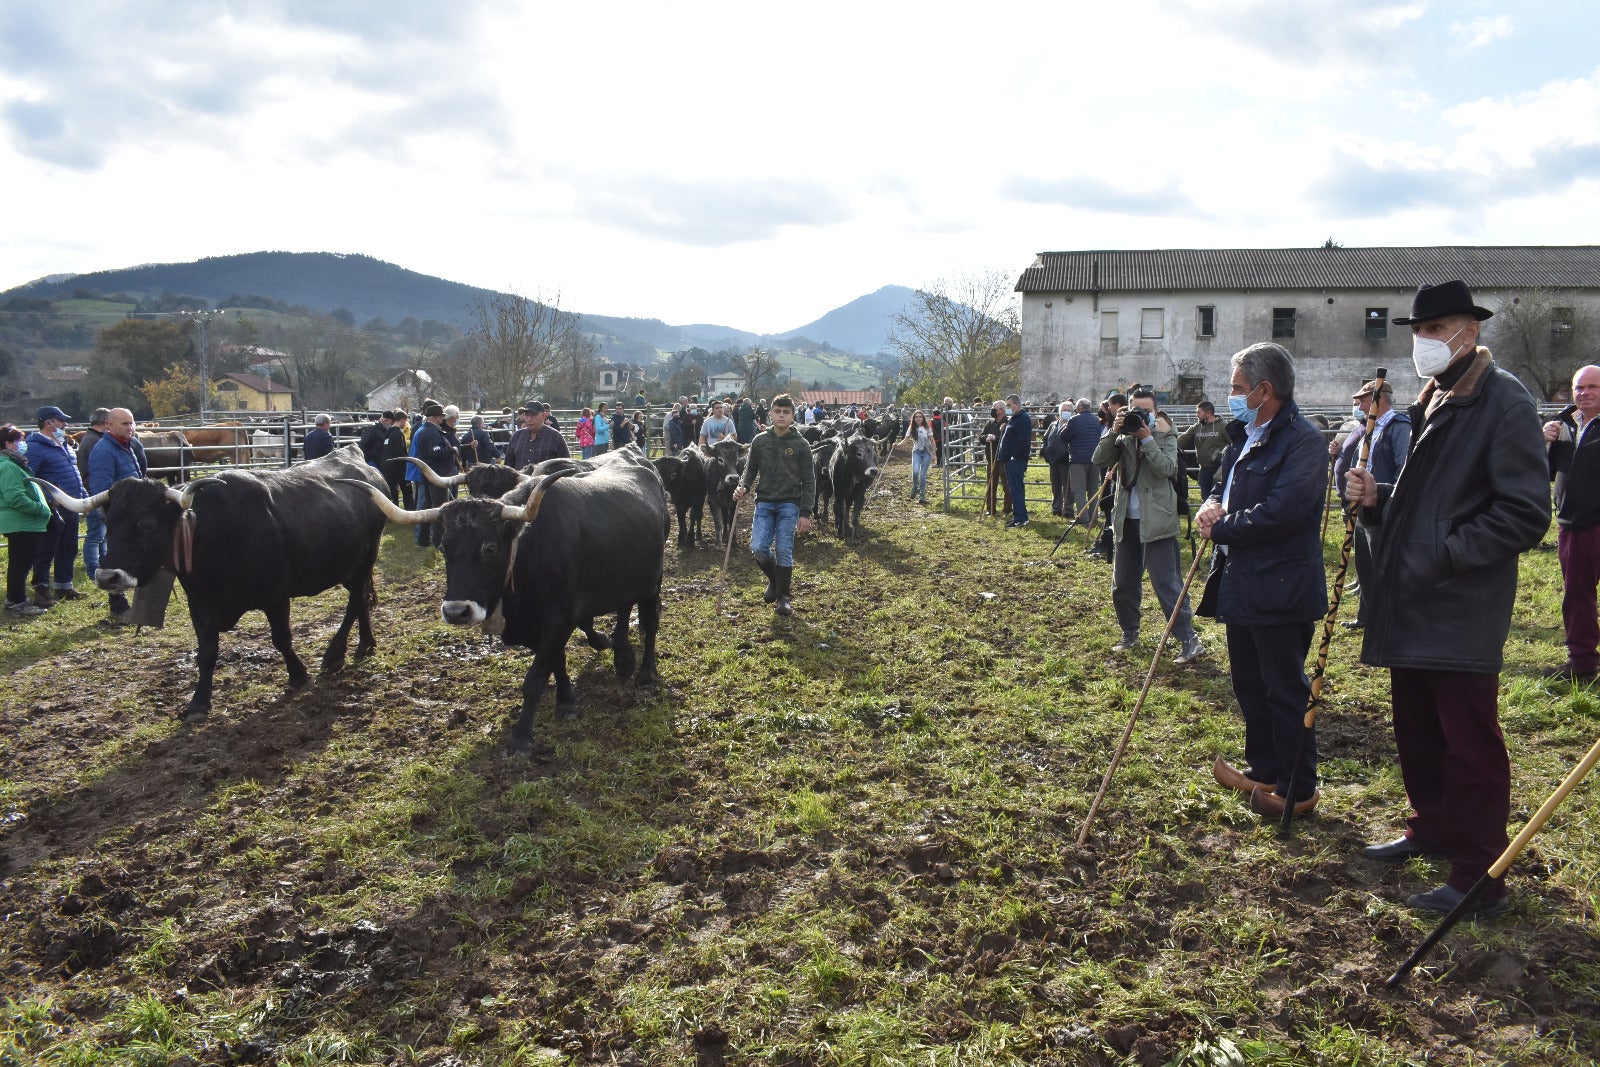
[1140,308,1164,339]
[1099,311,1118,340]
[1365,308,1387,341]
[603,372,614,387]
[1272,307,1296,339]
[1197,306,1216,337]
[1553,307,1575,342]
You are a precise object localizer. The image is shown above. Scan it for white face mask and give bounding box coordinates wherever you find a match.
[1412,324,1469,379]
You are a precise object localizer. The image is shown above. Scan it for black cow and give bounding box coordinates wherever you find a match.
[355,447,669,752]
[705,440,744,546]
[811,437,840,529]
[827,432,880,540]
[45,445,387,721]
[398,456,524,500]
[653,451,708,548]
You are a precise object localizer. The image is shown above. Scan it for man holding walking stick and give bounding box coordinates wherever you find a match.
[1345,281,1548,917]
[1197,343,1328,817]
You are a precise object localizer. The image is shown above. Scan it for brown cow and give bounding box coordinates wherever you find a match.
[136,429,191,484]
[183,422,255,465]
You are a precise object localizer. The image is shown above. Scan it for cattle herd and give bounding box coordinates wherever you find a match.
[30,413,900,751]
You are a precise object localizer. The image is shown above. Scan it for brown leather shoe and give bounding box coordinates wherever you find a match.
[1249,786,1319,817]
[1213,757,1272,795]
[31,584,56,609]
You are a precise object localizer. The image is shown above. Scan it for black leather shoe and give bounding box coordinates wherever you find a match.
[1362,836,1423,861]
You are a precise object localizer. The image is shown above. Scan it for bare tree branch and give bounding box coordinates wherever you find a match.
[887,271,1020,404]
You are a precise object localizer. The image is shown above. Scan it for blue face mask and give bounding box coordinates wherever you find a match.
[14,441,26,456]
[53,427,67,444]
[1227,392,1257,423]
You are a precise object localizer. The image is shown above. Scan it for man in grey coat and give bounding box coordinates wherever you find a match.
[1345,280,1549,918]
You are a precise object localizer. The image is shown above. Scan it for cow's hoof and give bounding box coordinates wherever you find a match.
[614,655,637,680]
[180,704,210,724]
[287,674,312,693]
[637,667,659,687]
[555,701,579,721]
[321,657,345,675]
[353,644,376,661]
[504,734,535,757]
[585,631,612,652]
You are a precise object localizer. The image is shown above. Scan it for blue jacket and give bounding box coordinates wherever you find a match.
[24,431,86,498]
[1065,411,1103,464]
[87,434,148,494]
[411,420,459,476]
[1366,411,1411,485]
[996,407,1033,461]
[302,426,335,461]
[1205,400,1329,626]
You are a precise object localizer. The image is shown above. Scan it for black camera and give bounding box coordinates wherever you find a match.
[1120,408,1146,432]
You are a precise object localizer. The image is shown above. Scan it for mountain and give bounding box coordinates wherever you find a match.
[2,250,908,360]
[774,285,919,354]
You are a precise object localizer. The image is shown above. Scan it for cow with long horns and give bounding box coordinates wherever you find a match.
[353,446,669,753]
[40,445,389,721]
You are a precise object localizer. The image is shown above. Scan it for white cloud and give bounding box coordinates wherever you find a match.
[1450,14,1514,49]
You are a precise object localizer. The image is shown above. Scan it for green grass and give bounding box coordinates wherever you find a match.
[1,462,1598,1064]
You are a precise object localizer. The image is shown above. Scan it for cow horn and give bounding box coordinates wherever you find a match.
[30,478,107,513]
[177,476,217,510]
[402,456,466,488]
[504,468,572,523]
[341,479,437,526]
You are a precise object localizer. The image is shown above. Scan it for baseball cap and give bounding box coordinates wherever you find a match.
[36,405,72,423]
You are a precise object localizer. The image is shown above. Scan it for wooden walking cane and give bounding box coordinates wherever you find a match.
[1278,367,1386,837]
[715,495,743,613]
[984,437,1001,517]
[1386,732,1600,986]
[1078,542,1213,846]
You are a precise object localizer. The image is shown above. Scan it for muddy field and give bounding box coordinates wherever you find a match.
[3,459,1600,1065]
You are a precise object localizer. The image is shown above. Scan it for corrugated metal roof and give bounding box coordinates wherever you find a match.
[1015,246,1600,293]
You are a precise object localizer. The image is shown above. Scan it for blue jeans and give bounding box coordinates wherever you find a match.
[581,445,595,459]
[84,509,106,576]
[1005,458,1029,522]
[910,449,932,500]
[750,500,801,568]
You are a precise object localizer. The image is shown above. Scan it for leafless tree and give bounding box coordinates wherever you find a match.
[886,271,1021,405]
[451,291,582,409]
[1487,289,1595,401]
[545,331,602,407]
[280,318,373,410]
[730,346,785,399]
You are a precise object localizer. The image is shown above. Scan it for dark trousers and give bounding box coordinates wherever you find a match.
[1390,667,1509,896]
[1196,463,1218,504]
[1352,520,1373,627]
[384,471,405,507]
[32,513,79,587]
[1048,459,1070,515]
[7,530,43,604]
[1225,621,1317,802]
[415,481,450,547]
[1005,458,1028,522]
[1558,523,1600,672]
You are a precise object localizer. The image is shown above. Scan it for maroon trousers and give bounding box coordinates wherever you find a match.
[1558,522,1600,673]
[1390,668,1510,897]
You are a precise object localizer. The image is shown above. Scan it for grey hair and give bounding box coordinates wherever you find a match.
[314,413,331,426]
[1232,342,1296,402]
[1076,398,1092,413]
[90,407,112,427]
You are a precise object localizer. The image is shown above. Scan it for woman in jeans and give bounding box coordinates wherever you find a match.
[593,402,611,454]
[903,409,935,504]
[0,423,52,616]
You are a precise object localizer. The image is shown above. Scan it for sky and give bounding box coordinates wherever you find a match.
[2,0,1598,335]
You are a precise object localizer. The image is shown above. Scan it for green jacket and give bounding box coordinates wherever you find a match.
[1177,418,1229,470]
[1091,421,1182,544]
[739,427,817,517]
[0,451,50,535]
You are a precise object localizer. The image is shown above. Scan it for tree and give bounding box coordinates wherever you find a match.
[544,332,601,407]
[450,291,582,409]
[886,271,1021,404]
[730,346,785,399]
[281,317,373,410]
[1487,289,1595,401]
[141,363,200,419]
[89,319,193,417]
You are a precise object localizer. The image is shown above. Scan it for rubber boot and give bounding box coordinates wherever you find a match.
[775,566,794,616]
[756,557,778,603]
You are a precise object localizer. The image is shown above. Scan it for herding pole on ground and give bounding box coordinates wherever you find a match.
[715,496,743,614]
[1386,732,1600,986]
[1077,542,1213,847]
[1049,465,1114,557]
[1278,367,1385,837]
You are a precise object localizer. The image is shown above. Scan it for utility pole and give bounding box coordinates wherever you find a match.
[181,309,225,424]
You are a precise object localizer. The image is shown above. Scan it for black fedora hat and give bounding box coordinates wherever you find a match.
[1392,280,1493,325]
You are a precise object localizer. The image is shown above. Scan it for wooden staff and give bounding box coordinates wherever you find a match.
[1320,452,1338,540]
[984,437,1000,517]
[1049,463,1115,557]
[1078,542,1213,846]
[1386,732,1600,986]
[1278,367,1386,837]
[715,495,742,613]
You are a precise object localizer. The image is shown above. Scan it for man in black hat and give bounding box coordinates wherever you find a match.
[1344,280,1549,918]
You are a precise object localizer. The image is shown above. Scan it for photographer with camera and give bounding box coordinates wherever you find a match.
[1092,387,1203,663]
